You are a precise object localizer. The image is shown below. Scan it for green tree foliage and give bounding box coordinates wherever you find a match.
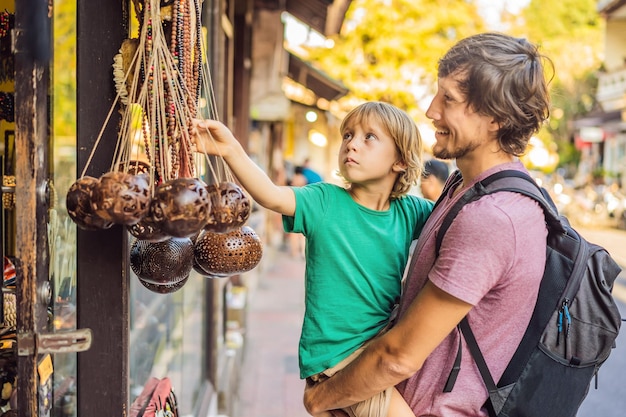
[505,0,603,169]
[306,0,486,120]
[53,0,77,139]
[306,0,603,172]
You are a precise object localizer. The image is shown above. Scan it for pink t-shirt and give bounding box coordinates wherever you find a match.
[397,162,547,416]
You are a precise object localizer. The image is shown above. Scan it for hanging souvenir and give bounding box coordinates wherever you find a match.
[66,176,114,231]
[204,181,251,234]
[149,177,211,238]
[66,0,264,291]
[193,226,263,276]
[128,213,170,242]
[130,238,194,292]
[90,171,151,225]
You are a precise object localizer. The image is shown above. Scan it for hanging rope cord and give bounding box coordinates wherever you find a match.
[196,18,237,185]
[79,0,236,191]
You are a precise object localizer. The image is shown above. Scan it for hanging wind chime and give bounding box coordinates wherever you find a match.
[66,0,262,294]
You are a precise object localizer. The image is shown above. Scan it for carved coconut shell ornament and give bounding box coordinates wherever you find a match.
[194,226,263,276]
[130,237,194,286]
[91,171,151,225]
[120,160,151,177]
[205,182,251,234]
[128,213,170,242]
[150,177,211,238]
[192,257,231,279]
[66,176,114,231]
[138,275,189,294]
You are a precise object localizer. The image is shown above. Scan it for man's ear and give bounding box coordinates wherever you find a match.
[488,118,500,132]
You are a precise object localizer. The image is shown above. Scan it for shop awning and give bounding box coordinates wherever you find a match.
[287,52,348,101]
[255,0,353,36]
[571,109,622,128]
[598,0,626,15]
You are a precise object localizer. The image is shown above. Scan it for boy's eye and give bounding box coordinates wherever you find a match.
[342,132,353,141]
[365,133,377,141]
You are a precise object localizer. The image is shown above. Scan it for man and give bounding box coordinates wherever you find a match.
[303,32,551,416]
[419,159,449,201]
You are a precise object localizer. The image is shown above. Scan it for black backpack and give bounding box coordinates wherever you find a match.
[438,169,622,417]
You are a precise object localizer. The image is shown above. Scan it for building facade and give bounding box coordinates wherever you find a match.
[574,0,626,186]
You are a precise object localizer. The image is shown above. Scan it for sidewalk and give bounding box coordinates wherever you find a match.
[236,247,309,417]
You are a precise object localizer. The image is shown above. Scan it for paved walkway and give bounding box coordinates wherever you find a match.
[236,248,309,417]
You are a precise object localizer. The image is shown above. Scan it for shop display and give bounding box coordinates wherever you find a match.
[65,0,262,293]
[0,258,16,417]
[0,11,14,84]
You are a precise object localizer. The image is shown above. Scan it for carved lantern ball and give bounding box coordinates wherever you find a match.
[194,226,263,276]
[128,214,170,243]
[130,237,194,286]
[120,160,151,177]
[192,257,232,279]
[138,275,189,294]
[150,177,211,238]
[66,176,114,231]
[91,171,151,225]
[205,182,251,234]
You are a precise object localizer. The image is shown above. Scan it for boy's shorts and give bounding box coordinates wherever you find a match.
[306,344,392,417]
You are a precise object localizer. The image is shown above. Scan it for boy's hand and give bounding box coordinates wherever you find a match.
[191,118,238,157]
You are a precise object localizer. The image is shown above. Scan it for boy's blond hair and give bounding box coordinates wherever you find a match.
[340,101,423,199]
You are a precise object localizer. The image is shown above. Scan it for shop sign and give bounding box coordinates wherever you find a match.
[578,127,604,143]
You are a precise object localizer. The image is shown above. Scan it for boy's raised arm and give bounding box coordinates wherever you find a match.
[191,119,297,216]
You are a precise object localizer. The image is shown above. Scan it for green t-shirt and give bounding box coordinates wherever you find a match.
[283,182,433,378]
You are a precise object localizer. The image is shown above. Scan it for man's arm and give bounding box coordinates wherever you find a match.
[303,281,473,414]
[192,119,296,216]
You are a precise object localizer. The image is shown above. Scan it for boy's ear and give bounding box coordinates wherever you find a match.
[393,160,407,172]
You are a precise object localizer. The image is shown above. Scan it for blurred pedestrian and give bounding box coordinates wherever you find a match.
[419,159,450,201]
[300,158,323,184]
[288,167,308,258]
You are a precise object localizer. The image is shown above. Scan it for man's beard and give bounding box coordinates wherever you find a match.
[433,140,480,160]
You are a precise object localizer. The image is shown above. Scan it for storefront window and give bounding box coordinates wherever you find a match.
[51,0,78,415]
[129,269,207,415]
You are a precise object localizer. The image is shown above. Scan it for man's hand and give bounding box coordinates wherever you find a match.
[304,379,349,417]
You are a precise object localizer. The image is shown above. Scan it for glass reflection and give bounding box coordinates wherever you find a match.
[51,0,78,415]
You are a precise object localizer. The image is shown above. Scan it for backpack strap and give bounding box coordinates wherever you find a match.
[432,169,463,211]
[436,169,564,257]
[439,169,560,398]
[459,319,499,417]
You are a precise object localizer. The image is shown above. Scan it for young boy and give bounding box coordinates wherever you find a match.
[193,101,433,417]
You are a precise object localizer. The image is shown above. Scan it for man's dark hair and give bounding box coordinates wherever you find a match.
[437,32,553,156]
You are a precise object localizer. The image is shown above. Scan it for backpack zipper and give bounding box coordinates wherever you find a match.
[557,298,571,358]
